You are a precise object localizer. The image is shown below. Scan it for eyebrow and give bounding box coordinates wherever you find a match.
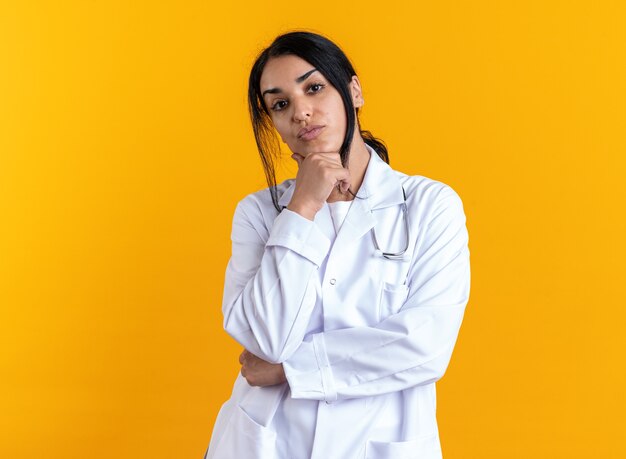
[261,68,318,98]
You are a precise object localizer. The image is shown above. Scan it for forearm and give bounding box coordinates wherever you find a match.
[283,298,467,402]
[223,207,330,363]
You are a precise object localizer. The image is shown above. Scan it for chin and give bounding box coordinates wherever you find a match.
[295,141,342,155]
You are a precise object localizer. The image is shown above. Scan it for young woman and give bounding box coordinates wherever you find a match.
[204,31,470,459]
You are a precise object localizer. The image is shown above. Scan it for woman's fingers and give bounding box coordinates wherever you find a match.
[238,350,287,387]
[287,151,352,219]
[339,178,350,194]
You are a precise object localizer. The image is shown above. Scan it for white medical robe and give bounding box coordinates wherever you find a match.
[205,145,471,459]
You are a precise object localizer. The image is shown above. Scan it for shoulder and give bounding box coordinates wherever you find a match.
[230,179,295,241]
[236,179,294,216]
[391,171,469,255]
[395,171,465,215]
[389,169,468,246]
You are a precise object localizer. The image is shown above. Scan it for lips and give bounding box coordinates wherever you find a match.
[298,125,325,140]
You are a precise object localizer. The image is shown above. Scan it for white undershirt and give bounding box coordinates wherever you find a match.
[327,200,353,235]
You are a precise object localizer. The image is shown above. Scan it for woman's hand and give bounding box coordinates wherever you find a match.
[287,152,351,220]
[239,349,287,387]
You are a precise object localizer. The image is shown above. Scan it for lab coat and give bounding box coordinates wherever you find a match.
[205,145,470,459]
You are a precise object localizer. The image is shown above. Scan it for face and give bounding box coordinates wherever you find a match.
[259,54,363,157]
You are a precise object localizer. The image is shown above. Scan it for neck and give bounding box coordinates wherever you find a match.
[327,135,370,203]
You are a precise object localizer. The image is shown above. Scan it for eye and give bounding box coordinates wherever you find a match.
[307,83,325,93]
[270,100,288,112]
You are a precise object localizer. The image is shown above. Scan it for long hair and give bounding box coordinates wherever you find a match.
[248,31,388,212]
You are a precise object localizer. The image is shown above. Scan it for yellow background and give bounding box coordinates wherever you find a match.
[1,1,624,457]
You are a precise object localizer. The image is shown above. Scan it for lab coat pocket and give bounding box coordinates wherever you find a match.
[209,405,277,459]
[365,433,441,459]
[378,281,410,321]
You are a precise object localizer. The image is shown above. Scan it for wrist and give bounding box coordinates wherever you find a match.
[286,199,320,221]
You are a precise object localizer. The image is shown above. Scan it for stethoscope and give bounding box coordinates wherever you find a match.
[371,186,409,260]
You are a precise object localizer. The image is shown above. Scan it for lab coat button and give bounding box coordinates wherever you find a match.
[329,278,336,285]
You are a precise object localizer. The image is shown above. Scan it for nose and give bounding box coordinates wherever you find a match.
[291,96,312,123]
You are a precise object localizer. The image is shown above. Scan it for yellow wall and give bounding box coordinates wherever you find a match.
[1,1,624,457]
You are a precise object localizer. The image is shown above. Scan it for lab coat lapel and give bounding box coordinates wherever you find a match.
[360,146,406,211]
[331,197,377,256]
[331,146,405,256]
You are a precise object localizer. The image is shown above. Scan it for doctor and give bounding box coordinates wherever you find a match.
[205,31,470,459]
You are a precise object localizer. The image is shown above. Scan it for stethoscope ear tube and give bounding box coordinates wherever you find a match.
[371,187,410,261]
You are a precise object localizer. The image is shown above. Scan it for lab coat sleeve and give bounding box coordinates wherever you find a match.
[282,186,470,402]
[222,200,331,364]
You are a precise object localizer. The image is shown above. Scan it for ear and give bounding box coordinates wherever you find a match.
[349,75,364,108]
